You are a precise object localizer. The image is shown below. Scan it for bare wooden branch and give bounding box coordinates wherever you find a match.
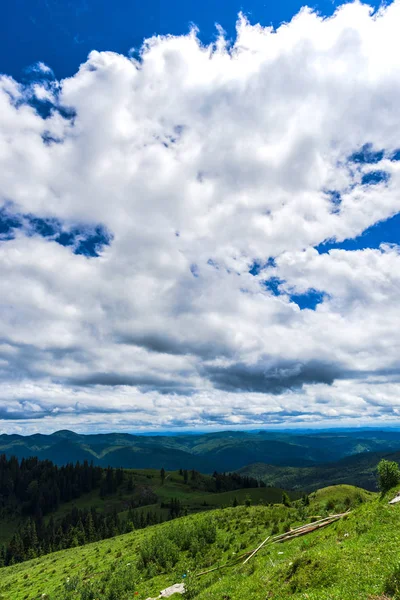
[243,536,271,564]
[272,514,346,544]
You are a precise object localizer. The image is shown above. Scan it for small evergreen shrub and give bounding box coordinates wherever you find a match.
[59,564,137,600]
[377,460,400,494]
[138,516,217,573]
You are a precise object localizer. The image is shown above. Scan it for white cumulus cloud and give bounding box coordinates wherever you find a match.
[1,1,400,432]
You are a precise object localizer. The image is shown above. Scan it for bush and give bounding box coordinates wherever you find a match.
[384,563,400,597]
[324,499,334,512]
[167,517,217,557]
[138,516,217,573]
[138,534,179,572]
[344,496,352,509]
[377,460,400,493]
[271,521,279,535]
[59,564,137,600]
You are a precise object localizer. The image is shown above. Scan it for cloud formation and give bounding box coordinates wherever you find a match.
[2,1,400,432]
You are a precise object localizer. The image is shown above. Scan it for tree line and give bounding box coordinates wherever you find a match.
[0,504,168,566]
[211,470,267,492]
[0,454,111,519]
[173,467,265,491]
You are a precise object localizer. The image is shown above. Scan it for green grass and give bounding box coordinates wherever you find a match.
[193,491,395,600]
[2,483,396,600]
[194,486,297,507]
[308,484,376,512]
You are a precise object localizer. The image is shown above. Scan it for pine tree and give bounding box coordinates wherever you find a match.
[86,511,96,543]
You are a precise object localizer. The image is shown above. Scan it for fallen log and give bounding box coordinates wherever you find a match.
[266,511,350,544]
[272,517,341,543]
[243,536,271,564]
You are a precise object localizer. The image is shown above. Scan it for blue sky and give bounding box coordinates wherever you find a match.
[2,0,383,80]
[1,0,400,434]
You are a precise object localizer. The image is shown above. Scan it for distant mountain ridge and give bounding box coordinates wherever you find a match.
[2,428,400,473]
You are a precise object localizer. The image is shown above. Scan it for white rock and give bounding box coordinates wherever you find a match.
[160,583,185,597]
[146,582,185,600]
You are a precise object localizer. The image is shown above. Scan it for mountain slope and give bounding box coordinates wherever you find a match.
[2,484,400,600]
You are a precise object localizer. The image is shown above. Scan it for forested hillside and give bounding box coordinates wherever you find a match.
[0,455,286,567]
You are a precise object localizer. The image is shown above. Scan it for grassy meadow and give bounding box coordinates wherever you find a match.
[5,483,400,600]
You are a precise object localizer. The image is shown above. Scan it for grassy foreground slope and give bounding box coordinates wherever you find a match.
[5,484,400,600]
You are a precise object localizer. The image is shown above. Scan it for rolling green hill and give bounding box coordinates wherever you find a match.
[3,428,400,472]
[0,464,296,553]
[54,468,295,517]
[4,483,400,600]
[307,484,375,511]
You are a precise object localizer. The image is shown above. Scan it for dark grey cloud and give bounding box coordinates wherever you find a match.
[119,332,232,360]
[0,400,51,421]
[341,366,400,384]
[203,360,341,394]
[0,339,89,382]
[0,399,150,421]
[0,409,47,421]
[119,334,190,356]
[70,371,195,394]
